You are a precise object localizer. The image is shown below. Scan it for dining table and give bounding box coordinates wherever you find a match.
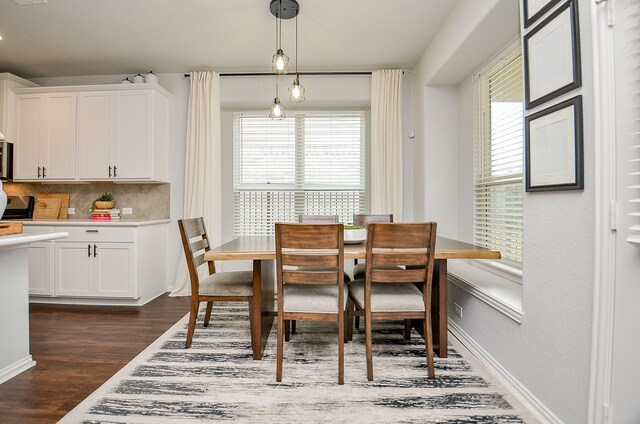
[204,235,501,360]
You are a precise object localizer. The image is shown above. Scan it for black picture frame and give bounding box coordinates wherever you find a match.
[523,0,581,110]
[522,0,563,28]
[525,96,583,192]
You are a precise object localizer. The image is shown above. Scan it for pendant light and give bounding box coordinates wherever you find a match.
[269,76,286,119]
[288,12,305,103]
[271,0,290,74]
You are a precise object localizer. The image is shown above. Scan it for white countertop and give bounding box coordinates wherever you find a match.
[0,231,69,249]
[1,219,171,227]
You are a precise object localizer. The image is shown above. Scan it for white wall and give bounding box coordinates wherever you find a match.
[412,0,595,422]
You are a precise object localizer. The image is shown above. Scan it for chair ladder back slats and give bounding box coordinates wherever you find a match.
[192,252,206,268]
[368,223,434,249]
[299,214,339,224]
[353,214,393,227]
[281,254,339,267]
[371,252,429,267]
[371,268,427,284]
[283,270,340,285]
[190,238,209,254]
[181,217,207,239]
[279,224,342,249]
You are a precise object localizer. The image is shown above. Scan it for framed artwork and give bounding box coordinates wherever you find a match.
[522,0,562,28]
[525,96,583,192]
[523,0,581,109]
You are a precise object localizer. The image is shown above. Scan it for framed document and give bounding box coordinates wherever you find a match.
[525,96,583,192]
[522,0,562,28]
[523,0,581,109]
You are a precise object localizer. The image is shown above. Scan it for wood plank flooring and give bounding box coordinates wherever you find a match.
[0,294,190,424]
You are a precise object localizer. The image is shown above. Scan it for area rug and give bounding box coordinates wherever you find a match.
[61,304,539,423]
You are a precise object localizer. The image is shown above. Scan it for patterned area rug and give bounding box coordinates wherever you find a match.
[61,304,538,423]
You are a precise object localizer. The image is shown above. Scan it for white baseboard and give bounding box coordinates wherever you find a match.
[0,356,36,385]
[448,319,563,424]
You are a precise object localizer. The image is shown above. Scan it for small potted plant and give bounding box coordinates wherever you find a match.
[343,224,366,244]
[93,193,115,210]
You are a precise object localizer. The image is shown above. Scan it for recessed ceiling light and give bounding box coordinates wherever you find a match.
[0,35,3,41]
[14,0,48,4]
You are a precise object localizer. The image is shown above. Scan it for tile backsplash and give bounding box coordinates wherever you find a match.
[3,182,170,220]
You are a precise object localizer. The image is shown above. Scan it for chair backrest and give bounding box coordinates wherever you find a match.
[178,217,215,294]
[353,214,393,227]
[298,214,339,224]
[364,223,437,292]
[275,223,345,293]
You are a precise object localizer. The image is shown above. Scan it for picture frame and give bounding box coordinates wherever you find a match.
[522,0,562,28]
[525,96,583,192]
[523,0,581,110]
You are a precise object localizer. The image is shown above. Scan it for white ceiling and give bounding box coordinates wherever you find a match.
[0,0,458,78]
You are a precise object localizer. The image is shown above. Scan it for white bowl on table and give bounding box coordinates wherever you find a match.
[344,227,366,244]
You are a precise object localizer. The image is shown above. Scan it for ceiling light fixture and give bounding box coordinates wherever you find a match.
[268,76,286,120]
[288,12,305,103]
[271,0,298,74]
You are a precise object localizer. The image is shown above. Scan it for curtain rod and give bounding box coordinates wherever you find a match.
[184,71,373,77]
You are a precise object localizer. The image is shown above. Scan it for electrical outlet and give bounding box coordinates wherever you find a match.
[67,208,75,215]
[122,208,133,215]
[454,303,463,319]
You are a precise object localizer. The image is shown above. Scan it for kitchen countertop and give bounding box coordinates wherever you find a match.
[1,219,171,227]
[0,231,69,249]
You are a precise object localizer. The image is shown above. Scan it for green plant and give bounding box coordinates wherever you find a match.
[96,193,114,202]
[344,225,364,230]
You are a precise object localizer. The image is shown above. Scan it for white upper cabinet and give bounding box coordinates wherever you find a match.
[0,73,39,142]
[13,92,77,181]
[14,83,170,182]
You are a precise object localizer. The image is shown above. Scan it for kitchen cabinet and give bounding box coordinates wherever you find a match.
[0,73,38,141]
[24,220,169,306]
[13,92,77,181]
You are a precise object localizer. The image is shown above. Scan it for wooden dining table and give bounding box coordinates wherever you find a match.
[204,235,500,360]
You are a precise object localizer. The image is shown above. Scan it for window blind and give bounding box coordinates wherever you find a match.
[474,46,524,266]
[233,110,366,236]
[624,0,640,247]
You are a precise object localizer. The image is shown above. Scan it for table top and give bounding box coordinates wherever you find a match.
[204,235,501,261]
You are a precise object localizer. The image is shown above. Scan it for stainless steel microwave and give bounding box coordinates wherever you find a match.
[0,141,14,181]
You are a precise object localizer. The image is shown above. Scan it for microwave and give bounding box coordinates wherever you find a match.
[0,141,14,181]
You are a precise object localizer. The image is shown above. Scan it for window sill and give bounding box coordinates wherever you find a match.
[447,260,524,323]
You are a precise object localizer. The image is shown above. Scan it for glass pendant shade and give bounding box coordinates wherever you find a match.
[272,49,289,74]
[269,97,286,119]
[288,77,305,103]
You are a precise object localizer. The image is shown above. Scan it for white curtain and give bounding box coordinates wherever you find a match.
[171,71,222,296]
[370,69,403,220]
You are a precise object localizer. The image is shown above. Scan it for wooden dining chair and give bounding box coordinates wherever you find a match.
[352,214,394,280]
[276,223,347,384]
[347,222,437,380]
[178,217,255,350]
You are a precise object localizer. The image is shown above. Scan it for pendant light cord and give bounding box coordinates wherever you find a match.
[295,13,298,76]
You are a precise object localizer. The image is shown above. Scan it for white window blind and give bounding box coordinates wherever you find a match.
[624,0,640,247]
[233,110,366,236]
[475,45,524,266]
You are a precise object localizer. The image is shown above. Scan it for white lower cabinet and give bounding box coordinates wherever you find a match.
[26,222,168,305]
[54,241,135,298]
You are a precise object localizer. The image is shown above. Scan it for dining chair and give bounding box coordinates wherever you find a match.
[276,223,347,384]
[352,214,394,280]
[347,222,438,380]
[178,217,255,350]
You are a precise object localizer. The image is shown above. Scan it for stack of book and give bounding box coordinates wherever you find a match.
[91,208,121,221]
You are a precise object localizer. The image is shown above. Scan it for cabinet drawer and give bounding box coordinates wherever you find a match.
[57,226,136,242]
[22,225,55,235]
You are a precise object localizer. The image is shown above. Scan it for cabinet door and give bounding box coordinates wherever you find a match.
[77,92,114,179]
[42,93,77,179]
[94,243,136,298]
[13,94,43,180]
[55,242,93,296]
[28,242,53,296]
[114,91,153,179]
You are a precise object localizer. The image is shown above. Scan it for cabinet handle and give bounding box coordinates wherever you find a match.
[42,166,46,178]
[86,229,99,233]
[109,166,112,178]
[88,244,92,257]
[113,165,118,177]
[93,244,97,257]
[38,166,41,178]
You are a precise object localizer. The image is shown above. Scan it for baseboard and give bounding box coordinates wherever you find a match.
[0,356,36,385]
[448,319,563,424]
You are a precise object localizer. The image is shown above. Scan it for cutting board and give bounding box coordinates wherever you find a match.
[0,222,23,236]
[36,193,70,219]
[33,198,62,220]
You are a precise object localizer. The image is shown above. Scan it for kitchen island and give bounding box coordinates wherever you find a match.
[0,230,68,384]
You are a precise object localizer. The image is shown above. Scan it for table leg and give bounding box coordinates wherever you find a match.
[251,259,275,360]
[432,259,448,358]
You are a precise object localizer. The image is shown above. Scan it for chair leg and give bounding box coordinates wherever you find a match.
[338,312,345,385]
[285,320,291,342]
[424,314,435,379]
[276,311,284,382]
[365,309,373,381]
[185,297,199,349]
[203,301,213,327]
[248,298,256,352]
[355,315,360,329]
[344,300,351,343]
[404,319,412,340]
[291,320,297,334]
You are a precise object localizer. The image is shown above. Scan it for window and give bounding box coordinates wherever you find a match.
[233,110,366,236]
[475,44,524,268]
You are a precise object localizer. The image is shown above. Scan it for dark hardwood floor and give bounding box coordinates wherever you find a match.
[0,294,191,424]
